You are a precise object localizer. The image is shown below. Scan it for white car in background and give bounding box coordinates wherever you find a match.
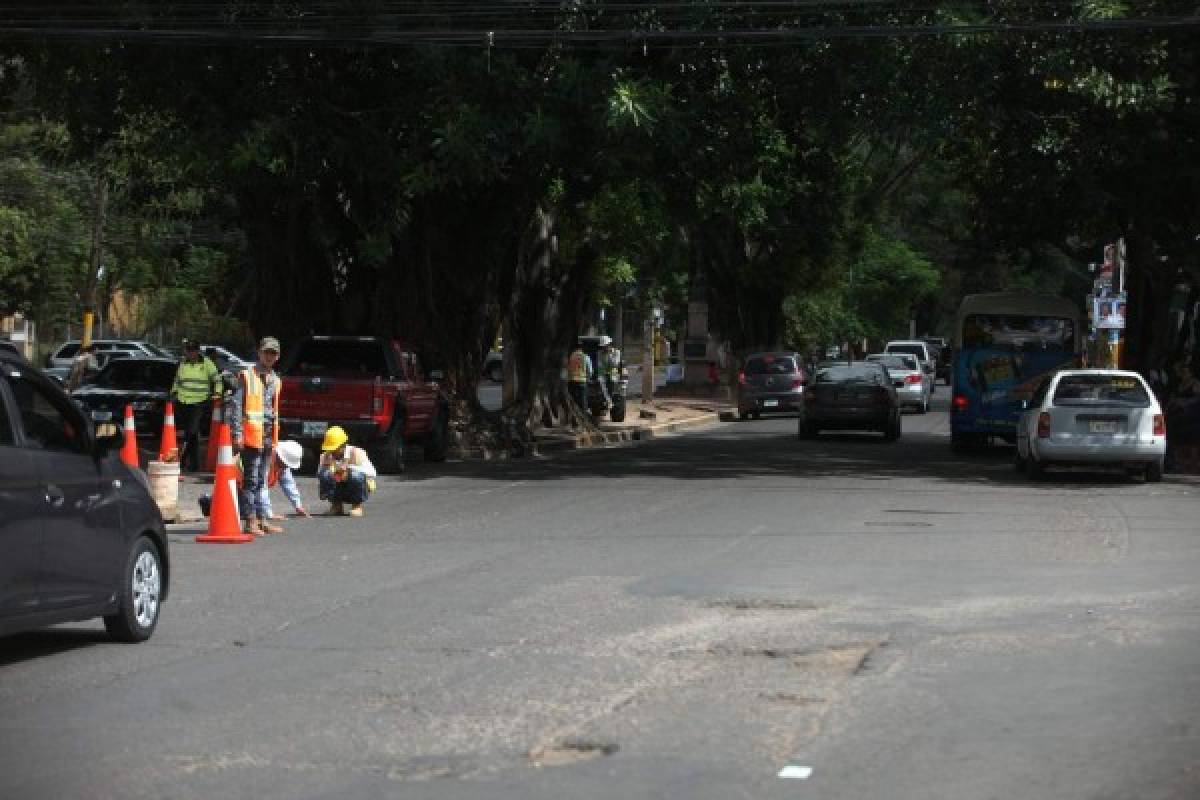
[46,339,168,370]
[867,352,930,413]
[1015,369,1166,481]
[883,339,936,395]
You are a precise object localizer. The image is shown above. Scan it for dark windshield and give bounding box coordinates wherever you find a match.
[96,361,176,390]
[963,314,1075,352]
[886,344,927,360]
[285,340,390,377]
[1052,374,1150,407]
[816,365,887,385]
[745,355,797,375]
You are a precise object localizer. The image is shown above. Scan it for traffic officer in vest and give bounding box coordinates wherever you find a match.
[229,336,284,535]
[170,339,222,473]
[599,338,621,408]
[567,340,592,410]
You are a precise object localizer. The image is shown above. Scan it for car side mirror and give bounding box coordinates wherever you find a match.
[94,422,122,454]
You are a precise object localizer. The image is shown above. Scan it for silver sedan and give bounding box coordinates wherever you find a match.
[1015,369,1167,481]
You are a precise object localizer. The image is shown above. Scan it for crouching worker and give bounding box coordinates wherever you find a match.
[317,426,377,517]
[261,440,312,520]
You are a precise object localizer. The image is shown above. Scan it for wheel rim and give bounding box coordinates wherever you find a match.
[132,550,161,628]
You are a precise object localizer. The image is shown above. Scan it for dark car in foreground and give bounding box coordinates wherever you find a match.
[737,351,808,419]
[799,361,901,441]
[71,357,178,439]
[0,350,169,641]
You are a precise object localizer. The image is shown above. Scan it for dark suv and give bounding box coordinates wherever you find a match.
[0,350,169,642]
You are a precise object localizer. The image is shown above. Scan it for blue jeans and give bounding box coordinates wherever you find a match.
[240,445,271,520]
[318,469,369,505]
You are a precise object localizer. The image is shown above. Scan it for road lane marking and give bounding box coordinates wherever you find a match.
[778,765,813,779]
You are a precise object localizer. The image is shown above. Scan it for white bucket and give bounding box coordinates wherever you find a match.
[147,460,181,523]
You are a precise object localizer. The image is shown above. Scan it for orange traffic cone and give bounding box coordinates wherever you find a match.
[204,398,223,472]
[196,423,254,544]
[120,404,140,468]
[158,401,179,462]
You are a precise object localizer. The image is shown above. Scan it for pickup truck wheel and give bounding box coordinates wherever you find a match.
[423,408,449,463]
[370,422,405,475]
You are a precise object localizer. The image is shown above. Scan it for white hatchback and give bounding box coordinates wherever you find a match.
[1015,369,1166,481]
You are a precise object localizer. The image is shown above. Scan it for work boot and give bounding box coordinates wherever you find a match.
[329,502,344,516]
[243,518,261,535]
[259,518,283,535]
[349,504,364,518]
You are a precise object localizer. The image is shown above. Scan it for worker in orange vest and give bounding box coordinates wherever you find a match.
[229,336,284,536]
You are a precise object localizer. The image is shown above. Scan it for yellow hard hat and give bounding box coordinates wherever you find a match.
[320,425,349,452]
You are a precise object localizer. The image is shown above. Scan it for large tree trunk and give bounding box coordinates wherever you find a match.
[506,204,599,438]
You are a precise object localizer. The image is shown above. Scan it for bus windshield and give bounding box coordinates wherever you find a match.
[961,314,1075,353]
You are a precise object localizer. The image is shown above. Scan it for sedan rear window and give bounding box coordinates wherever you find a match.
[816,365,887,385]
[869,355,917,371]
[285,340,390,377]
[744,356,797,375]
[1052,374,1150,407]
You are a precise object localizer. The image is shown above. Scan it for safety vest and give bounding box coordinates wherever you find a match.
[603,348,621,380]
[568,350,588,383]
[172,358,220,404]
[238,367,280,450]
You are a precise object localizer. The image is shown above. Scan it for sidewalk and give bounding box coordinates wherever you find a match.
[531,394,734,455]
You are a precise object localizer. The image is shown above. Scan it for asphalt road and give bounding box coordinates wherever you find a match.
[3,395,1199,800]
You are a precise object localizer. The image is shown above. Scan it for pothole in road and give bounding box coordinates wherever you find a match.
[529,739,619,767]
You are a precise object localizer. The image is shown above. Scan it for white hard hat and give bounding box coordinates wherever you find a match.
[276,440,303,470]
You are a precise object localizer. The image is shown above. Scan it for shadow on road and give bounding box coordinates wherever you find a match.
[0,628,108,666]
[402,420,1168,492]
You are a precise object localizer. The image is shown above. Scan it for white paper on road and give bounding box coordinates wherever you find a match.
[778,765,813,779]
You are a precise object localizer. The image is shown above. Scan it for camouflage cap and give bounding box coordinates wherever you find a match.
[258,336,281,353]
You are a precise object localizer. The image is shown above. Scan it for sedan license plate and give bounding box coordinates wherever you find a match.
[90,410,113,422]
[1089,420,1118,434]
[302,421,329,437]
[763,398,779,408]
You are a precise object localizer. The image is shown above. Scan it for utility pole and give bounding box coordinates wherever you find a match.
[80,172,108,348]
[642,309,655,405]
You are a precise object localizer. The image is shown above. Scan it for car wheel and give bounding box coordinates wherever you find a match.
[104,537,163,643]
[1024,453,1046,480]
[1013,450,1026,472]
[370,417,406,474]
[884,415,901,442]
[423,407,449,463]
[737,409,750,421]
[799,421,819,439]
[1145,458,1164,483]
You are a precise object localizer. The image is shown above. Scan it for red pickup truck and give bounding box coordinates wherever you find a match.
[278,336,449,473]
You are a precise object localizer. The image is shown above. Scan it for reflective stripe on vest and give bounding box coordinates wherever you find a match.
[568,351,587,383]
[239,368,280,449]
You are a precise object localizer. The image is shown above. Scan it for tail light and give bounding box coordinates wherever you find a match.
[738,370,747,385]
[952,394,969,412]
[1037,412,1051,439]
[372,378,390,430]
[1153,414,1165,436]
[905,374,922,385]
[792,377,805,389]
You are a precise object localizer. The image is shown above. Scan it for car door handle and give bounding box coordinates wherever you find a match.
[45,484,65,509]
